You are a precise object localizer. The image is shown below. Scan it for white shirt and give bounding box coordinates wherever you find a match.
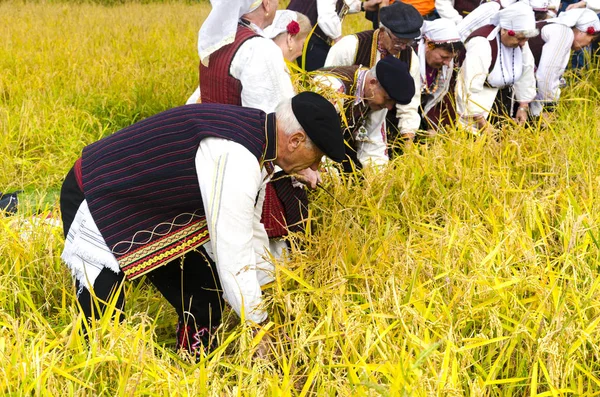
[585,0,600,12]
[457,1,501,41]
[62,137,274,324]
[318,0,362,40]
[436,0,465,24]
[530,23,573,116]
[456,36,536,127]
[312,70,389,167]
[324,35,422,135]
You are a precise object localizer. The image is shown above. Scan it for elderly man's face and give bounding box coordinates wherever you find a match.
[364,76,396,111]
[500,29,529,48]
[380,28,414,56]
[276,130,324,174]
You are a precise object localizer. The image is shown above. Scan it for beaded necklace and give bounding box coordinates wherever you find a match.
[422,66,441,95]
[498,40,515,87]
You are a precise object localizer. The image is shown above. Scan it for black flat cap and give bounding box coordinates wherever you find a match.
[380,2,424,39]
[291,92,345,162]
[376,56,415,105]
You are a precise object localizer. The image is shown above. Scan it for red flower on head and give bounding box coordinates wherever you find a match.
[287,20,300,35]
[587,26,596,35]
[507,29,515,36]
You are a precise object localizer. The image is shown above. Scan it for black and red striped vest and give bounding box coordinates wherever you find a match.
[199,23,260,105]
[81,104,275,279]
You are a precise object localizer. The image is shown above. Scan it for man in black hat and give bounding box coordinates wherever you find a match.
[312,56,415,172]
[59,92,344,356]
[325,1,424,143]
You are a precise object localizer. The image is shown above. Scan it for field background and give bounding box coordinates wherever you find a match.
[2,1,600,395]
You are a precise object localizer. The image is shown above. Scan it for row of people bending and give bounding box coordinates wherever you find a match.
[191,0,600,173]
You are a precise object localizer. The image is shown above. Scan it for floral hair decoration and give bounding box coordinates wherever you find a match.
[587,26,596,35]
[507,29,515,36]
[287,20,300,35]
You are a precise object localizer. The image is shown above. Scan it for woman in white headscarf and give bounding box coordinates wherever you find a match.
[528,8,600,116]
[415,18,464,131]
[187,0,293,111]
[186,8,311,105]
[455,2,539,132]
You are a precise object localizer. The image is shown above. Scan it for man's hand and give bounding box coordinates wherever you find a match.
[566,1,586,10]
[250,321,274,360]
[363,0,383,12]
[294,168,322,189]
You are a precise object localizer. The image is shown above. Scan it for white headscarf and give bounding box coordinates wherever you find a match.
[520,0,549,11]
[197,0,264,66]
[487,2,537,39]
[548,8,600,33]
[263,10,298,39]
[417,19,462,96]
[421,18,461,43]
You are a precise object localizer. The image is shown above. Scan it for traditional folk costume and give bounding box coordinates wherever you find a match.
[455,2,538,131]
[324,2,423,140]
[312,57,415,171]
[528,9,600,115]
[287,0,362,71]
[313,66,388,170]
[415,19,464,130]
[60,94,345,355]
[194,7,306,256]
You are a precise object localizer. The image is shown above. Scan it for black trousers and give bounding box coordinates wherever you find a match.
[60,166,224,337]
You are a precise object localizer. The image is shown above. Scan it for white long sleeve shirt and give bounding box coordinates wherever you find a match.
[584,0,600,12]
[436,0,464,24]
[324,35,422,135]
[318,0,362,40]
[456,36,536,127]
[530,23,573,116]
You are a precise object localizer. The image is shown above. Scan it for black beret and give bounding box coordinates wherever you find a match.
[376,56,415,105]
[379,2,424,39]
[291,92,345,163]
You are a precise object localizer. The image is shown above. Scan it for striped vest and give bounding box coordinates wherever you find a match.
[354,29,413,69]
[316,65,370,171]
[81,104,275,279]
[199,23,260,105]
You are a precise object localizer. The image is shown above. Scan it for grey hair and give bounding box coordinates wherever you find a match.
[514,28,539,38]
[275,97,315,148]
[368,64,378,81]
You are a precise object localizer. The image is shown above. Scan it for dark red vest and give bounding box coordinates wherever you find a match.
[454,0,482,15]
[199,23,259,105]
[465,25,498,72]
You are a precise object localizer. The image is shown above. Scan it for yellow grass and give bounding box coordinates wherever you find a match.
[2,1,600,395]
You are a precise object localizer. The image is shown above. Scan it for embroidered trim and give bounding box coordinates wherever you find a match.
[119,218,210,280]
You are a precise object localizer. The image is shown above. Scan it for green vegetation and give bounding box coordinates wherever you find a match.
[2,1,600,395]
